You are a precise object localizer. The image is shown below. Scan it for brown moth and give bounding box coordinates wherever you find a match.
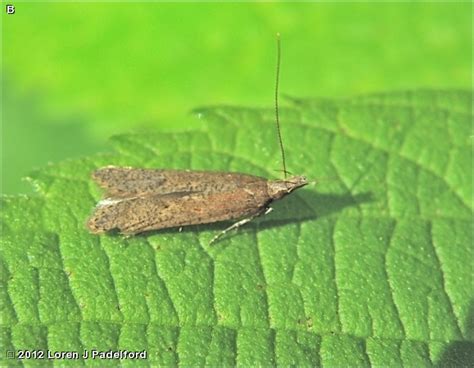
[87,168,307,243]
[87,34,309,244]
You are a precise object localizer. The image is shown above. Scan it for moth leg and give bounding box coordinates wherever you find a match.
[209,207,273,245]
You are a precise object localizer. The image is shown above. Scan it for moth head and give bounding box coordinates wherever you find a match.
[267,175,309,200]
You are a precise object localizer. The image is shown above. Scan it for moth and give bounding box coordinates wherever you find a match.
[87,34,310,244]
[87,168,307,243]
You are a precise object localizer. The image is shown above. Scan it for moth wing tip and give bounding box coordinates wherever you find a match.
[86,221,105,235]
[86,211,110,234]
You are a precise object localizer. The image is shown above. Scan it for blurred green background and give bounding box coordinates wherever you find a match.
[2,2,471,194]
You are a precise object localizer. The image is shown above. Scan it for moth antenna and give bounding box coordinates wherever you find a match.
[274,32,288,178]
[273,169,293,176]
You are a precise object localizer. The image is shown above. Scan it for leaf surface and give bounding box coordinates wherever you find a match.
[1,90,472,366]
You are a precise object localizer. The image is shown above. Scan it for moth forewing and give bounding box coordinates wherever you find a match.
[92,166,265,197]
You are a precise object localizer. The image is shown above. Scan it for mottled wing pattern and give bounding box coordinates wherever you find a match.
[87,181,270,235]
[92,167,167,198]
[92,167,266,198]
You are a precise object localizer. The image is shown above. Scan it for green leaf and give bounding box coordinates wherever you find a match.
[1,90,472,366]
